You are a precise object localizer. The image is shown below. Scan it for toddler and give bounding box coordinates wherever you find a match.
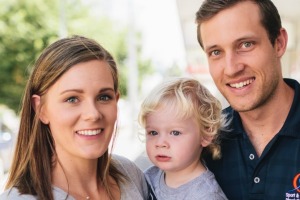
[139,77,228,200]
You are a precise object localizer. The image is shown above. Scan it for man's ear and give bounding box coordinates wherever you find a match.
[275,28,288,58]
[31,94,49,124]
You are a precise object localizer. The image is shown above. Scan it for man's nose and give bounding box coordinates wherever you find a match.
[224,52,245,76]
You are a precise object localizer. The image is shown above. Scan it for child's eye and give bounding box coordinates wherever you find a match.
[170,130,181,136]
[148,131,158,136]
[66,97,78,103]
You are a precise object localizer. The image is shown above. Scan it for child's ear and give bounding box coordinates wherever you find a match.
[31,94,49,124]
[201,135,213,147]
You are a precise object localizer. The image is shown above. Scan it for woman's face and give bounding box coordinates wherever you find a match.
[35,60,119,161]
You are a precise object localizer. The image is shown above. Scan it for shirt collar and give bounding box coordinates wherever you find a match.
[279,78,300,138]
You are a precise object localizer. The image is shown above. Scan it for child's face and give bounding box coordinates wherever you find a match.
[145,106,205,173]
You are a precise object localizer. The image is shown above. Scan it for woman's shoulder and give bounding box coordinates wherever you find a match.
[0,187,75,200]
[112,154,132,163]
[111,154,144,182]
[0,187,36,200]
[112,154,140,172]
[111,154,149,199]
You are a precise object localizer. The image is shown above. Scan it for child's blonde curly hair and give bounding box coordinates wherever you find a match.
[138,77,228,159]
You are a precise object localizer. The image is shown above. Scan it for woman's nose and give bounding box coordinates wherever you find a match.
[83,101,102,121]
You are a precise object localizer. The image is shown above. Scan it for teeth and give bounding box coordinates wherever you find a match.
[77,129,102,136]
[230,79,254,88]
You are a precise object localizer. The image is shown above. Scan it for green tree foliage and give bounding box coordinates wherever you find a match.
[0,0,154,113]
[0,0,58,113]
[64,5,154,99]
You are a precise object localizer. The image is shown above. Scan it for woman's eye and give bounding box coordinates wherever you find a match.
[148,131,158,136]
[66,97,78,103]
[98,95,112,101]
[170,130,181,136]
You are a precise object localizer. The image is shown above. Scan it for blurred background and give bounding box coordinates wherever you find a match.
[0,0,300,191]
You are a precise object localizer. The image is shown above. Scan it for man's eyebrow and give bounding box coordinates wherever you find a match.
[204,44,218,53]
[204,35,258,52]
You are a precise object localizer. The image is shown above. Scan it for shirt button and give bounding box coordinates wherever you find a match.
[249,154,255,160]
[254,177,260,183]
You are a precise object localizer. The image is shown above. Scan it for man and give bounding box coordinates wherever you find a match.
[196,0,300,199]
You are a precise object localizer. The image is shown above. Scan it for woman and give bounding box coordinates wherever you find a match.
[0,36,148,199]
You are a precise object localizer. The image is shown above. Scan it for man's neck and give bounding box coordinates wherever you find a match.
[239,81,294,156]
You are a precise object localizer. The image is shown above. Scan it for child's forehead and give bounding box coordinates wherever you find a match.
[154,101,195,119]
[155,100,179,111]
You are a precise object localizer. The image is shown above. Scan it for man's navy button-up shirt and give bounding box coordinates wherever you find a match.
[203,79,300,200]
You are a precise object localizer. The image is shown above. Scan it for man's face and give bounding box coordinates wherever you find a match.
[200,1,284,112]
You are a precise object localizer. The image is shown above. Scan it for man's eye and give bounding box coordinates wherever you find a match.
[148,131,158,136]
[170,130,181,136]
[210,50,221,57]
[242,42,252,48]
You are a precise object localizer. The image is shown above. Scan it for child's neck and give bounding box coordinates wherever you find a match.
[164,163,206,188]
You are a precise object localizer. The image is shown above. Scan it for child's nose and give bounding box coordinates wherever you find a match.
[155,135,169,148]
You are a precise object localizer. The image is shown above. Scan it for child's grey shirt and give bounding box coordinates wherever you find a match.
[144,165,227,200]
